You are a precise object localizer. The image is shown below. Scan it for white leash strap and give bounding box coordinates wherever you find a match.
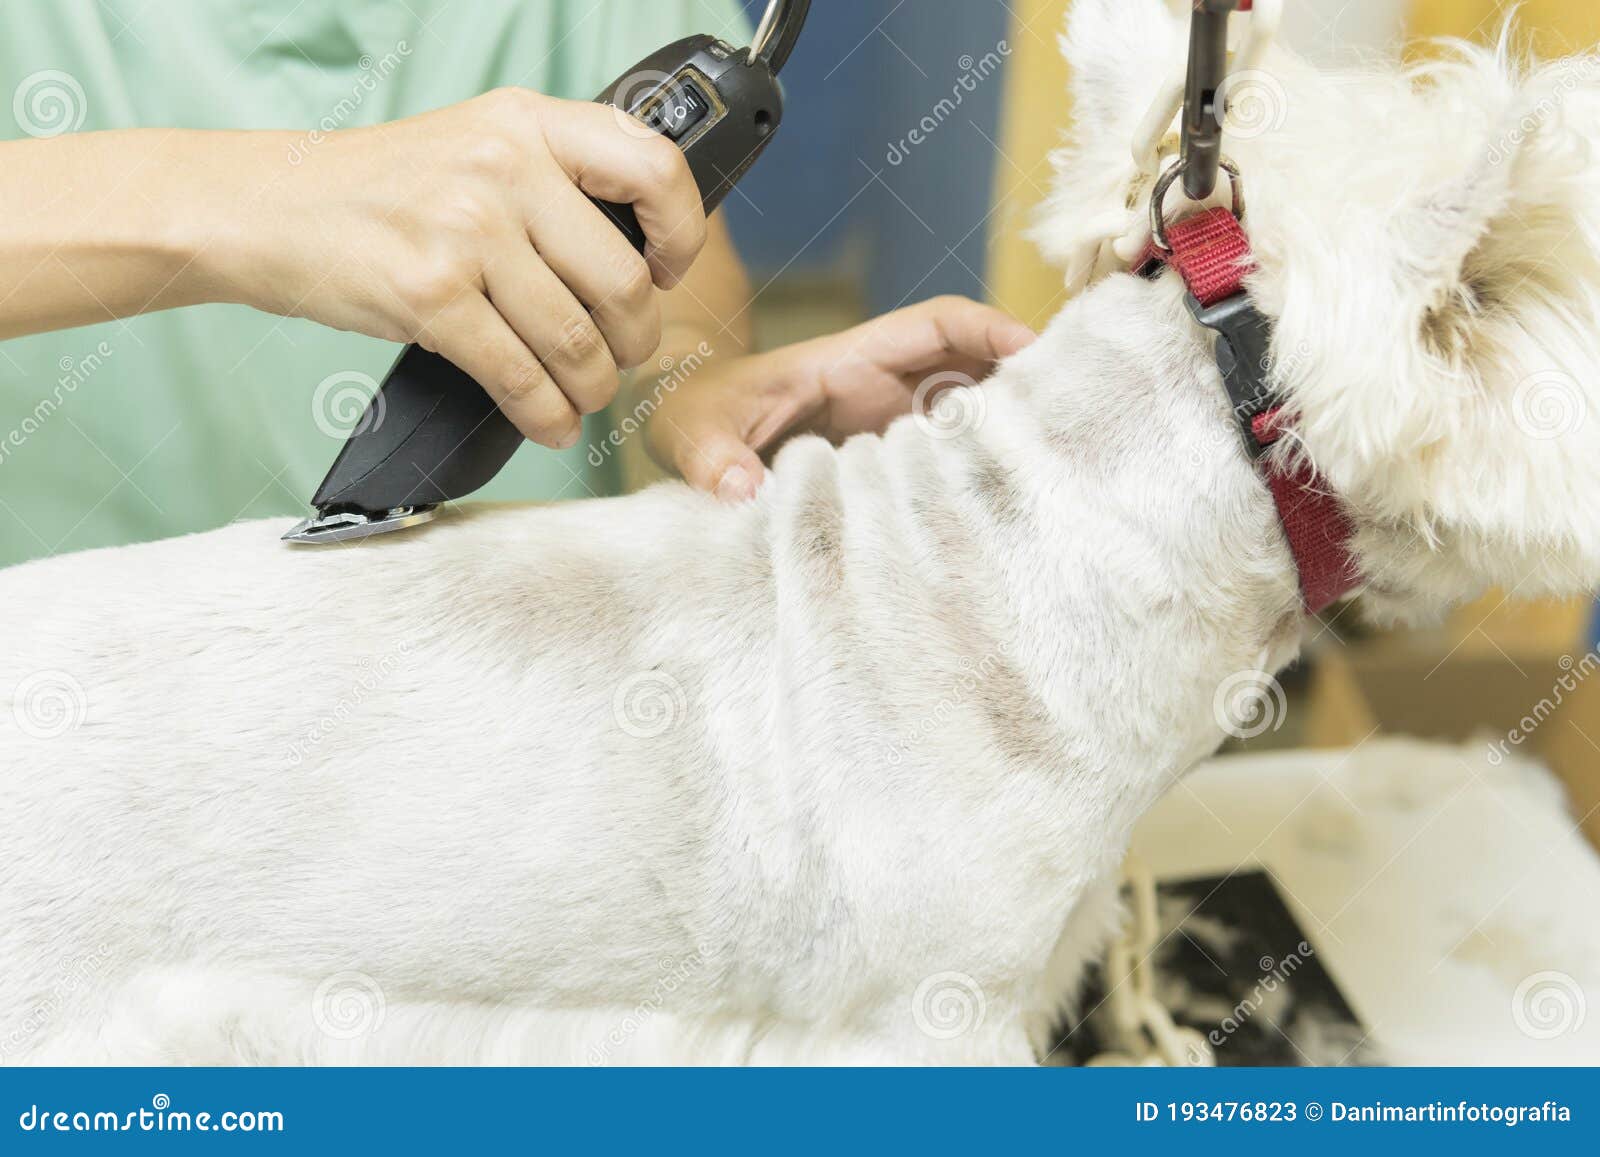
[1085,857,1215,1067]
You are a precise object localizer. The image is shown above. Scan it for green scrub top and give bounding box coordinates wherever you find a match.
[0,0,750,567]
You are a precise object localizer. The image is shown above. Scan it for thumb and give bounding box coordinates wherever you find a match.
[673,426,766,503]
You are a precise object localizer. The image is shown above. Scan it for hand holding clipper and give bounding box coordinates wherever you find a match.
[285,0,810,545]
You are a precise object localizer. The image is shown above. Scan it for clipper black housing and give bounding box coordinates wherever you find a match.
[285,1,808,544]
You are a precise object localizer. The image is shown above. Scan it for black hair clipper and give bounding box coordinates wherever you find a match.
[283,0,810,544]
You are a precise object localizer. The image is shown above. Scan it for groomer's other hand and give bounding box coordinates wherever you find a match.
[645,297,1036,500]
[220,89,708,449]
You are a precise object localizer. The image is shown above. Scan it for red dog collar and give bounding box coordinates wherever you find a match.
[1142,207,1360,615]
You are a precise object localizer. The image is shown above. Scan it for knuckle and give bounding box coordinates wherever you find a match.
[615,304,662,371]
[459,130,524,180]
[499,359,554,404]
[672,211,709,263]
[481,86,542,123]
[438,193,501,240]
[638,135,690,188]
[612,253,656,306]
[548,316,612,372]
[596,287,659,370]
[398,261,473,313]
[412,324,445,355]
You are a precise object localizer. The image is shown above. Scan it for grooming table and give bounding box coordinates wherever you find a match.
[1127,739,1600,1065]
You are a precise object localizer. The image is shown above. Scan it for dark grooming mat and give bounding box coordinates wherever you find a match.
[1052,870,1377,1066]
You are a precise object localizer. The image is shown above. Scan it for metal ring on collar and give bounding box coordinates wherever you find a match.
[1149,157,1245,254]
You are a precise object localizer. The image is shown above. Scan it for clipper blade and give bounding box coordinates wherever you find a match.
[282,506,438,546]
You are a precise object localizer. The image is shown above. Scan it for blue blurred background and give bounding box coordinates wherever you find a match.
[724,0,1011,318]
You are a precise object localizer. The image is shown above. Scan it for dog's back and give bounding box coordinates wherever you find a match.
[0,396,1076,1063]
[0,489,779,1060]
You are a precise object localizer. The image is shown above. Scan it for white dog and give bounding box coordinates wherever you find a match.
[5,0,1599,1065]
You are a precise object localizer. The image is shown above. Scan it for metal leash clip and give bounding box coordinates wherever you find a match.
[1179,0,1247,203]
[1140,0,1282,252]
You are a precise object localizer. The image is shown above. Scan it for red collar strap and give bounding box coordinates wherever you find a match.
[1140,207,1361,615]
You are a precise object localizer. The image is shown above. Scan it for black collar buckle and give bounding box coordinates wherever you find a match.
[1185,291,1278,460]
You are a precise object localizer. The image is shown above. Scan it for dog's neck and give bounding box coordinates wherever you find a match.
[806,272,1311,824]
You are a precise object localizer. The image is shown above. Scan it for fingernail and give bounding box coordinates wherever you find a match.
[715,464,758,504]
[557,425,582,450]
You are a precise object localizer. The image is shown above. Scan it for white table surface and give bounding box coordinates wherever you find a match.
[1132,739,1600,1065]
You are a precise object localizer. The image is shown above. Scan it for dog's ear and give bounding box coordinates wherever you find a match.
[1259,48,1600,609]
[1031,0,1188,290]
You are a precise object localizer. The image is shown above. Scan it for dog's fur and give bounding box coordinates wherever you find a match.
[4,0,1600,1065]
